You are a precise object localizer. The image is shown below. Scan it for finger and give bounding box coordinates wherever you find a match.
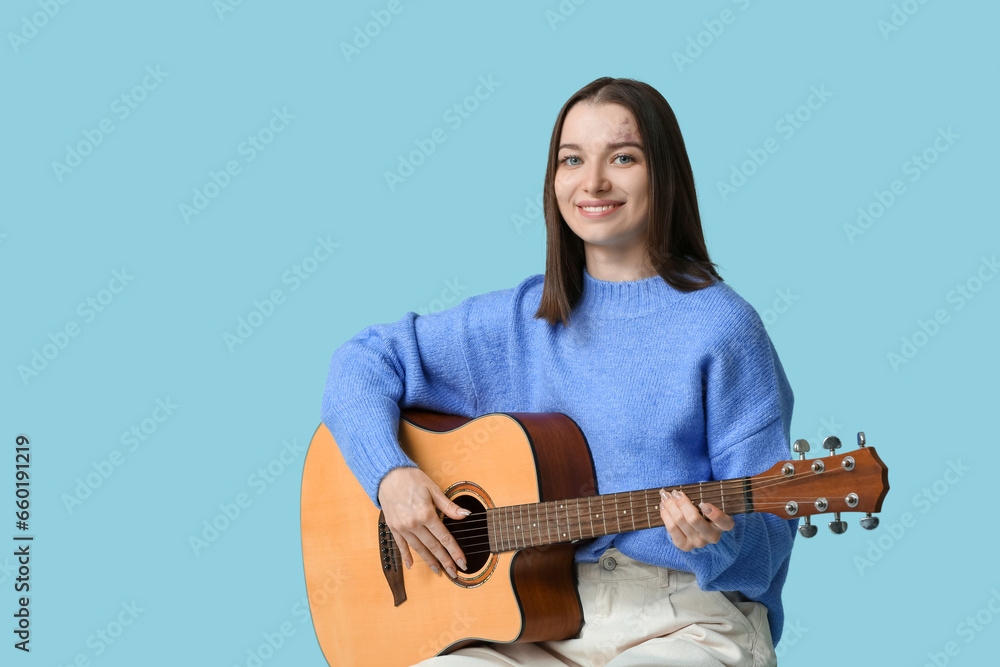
[672,491,723,545]
[388,527,413,570]
[700,502,736,532]
[665,490,704,542]
[432,488,473,522]
[401,527,444,576]
[430,491,469,571]
[659,490,695,550]
[412,525,461,579]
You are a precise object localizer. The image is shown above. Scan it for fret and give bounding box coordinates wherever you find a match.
[558,501,569,541]
[644,491,653,530]
[628,492,636,531]
[497,508,504,551]
[611,493,622,534]
[565,501,574,541]
[493,508,500,552]
[544,502,552,546]
[496,508,503,552]
[503,507,511,551]
[507,506,514,550]
[512,505,520,550]
[575,498,583,540]
[586,496,594,539]
[697,481,704,508]
[518,505,531,547]
[720,484,726,515]
[529,504,539,548]
[514,506,520,548]
[601,496,608,536]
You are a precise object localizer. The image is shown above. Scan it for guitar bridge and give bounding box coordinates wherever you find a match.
[378,512,407,607]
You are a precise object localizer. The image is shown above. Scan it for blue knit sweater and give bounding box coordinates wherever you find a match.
[321,267,797,645]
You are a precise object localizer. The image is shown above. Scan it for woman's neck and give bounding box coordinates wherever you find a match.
[584,248,658,282]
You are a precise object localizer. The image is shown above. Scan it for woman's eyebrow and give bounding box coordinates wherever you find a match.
[558,141,644,151]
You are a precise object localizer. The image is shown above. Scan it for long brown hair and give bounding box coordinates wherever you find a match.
[534,77,721,326]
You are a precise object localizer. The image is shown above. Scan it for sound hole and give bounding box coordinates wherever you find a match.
[443,493,490,574]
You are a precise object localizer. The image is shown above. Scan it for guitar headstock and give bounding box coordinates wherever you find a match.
[752,432,889,537]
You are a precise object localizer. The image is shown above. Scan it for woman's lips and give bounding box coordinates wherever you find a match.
[577,202,624,217]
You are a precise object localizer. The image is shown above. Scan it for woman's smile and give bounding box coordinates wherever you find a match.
[577,200,625,217]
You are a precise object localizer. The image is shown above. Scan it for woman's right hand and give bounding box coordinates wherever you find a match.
[376,466,470,579]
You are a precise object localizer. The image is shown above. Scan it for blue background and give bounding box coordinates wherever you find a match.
[3,1,998,665]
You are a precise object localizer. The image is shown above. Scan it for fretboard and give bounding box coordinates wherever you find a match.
[486,478,754,553]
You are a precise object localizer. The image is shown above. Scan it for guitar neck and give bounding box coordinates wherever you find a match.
[486,478,754,553]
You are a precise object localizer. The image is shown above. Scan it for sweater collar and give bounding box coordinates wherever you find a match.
[576,266,685,318]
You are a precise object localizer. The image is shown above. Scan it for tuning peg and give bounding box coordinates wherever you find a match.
[792,439,810,460]
[860,513,879,530]
[822,436,842,456]
[828,512,847,534]
[798,516,817,538]
[857,431,866,448]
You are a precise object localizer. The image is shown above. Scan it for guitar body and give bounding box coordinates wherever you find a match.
[300,410,597,666]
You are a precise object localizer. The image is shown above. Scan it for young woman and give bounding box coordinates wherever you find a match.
[322,77,796,666]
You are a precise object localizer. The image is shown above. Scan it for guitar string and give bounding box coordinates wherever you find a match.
[438,464,863,540]
[396,493,866,566]
[444,497,867,558]
[431,519,871,559]
[397,486,873,561]
[445,496,859,543]
[380,460,878,569]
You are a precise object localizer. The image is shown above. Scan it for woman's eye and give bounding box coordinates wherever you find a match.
[613,153,634,165]
[559,155,581,166]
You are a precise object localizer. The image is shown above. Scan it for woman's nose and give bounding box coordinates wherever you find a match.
[583,163,610,193]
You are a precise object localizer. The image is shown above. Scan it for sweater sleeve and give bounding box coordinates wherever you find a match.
[320,289,515,508]
[673,311,798,598]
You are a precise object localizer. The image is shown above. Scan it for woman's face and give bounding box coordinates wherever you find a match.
[554,102,650,272]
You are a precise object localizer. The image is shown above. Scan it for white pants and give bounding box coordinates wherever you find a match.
[415,548,775,667]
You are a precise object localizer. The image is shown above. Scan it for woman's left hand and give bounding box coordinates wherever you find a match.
[659,488,735,552]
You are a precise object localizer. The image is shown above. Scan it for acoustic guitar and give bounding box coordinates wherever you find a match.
[300,410,889,666]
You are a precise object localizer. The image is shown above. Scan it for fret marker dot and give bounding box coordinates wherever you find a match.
[562,533,566,537]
